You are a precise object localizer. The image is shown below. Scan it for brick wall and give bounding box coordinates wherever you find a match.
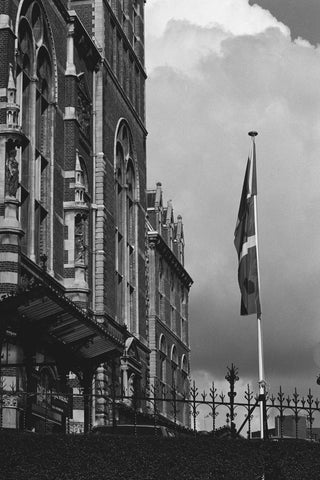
[0,29,15,90]
[72,2,93,35]
[0,0,18,17]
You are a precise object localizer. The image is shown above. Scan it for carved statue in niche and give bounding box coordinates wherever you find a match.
[5,147,19,197]
[128,373,136,397]
[75,214,87,262]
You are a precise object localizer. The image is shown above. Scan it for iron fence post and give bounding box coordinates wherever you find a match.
[307,389,314,440]
[278,387,284,438]
[293,388,299,439]
[245,384,253,439]
[190,380,198,435]
[209,382,217,436]
[226,364,239,437]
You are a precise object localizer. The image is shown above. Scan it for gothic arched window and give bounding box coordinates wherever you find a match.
[159,334,167,385]
[171,345,178,387]
[16,1,56,266]
[115,121,137,329]
[181,354,188,375]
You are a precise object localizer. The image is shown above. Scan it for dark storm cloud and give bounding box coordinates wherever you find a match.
[249,0,320,45]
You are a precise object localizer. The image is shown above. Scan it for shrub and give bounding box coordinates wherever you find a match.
[0,432,320,480]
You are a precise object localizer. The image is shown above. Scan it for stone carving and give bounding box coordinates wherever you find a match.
[77,89,91,139]
[3,394,18,407]
[128,373,136,397]
[5,147,19,197]
[75,215,87,262]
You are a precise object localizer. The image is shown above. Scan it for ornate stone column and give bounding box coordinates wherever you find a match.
[0,66,25,296]
[94,364,108,425]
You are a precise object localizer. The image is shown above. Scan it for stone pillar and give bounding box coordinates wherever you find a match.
[121,361,129,401]
[94,152,107,323]
[93,0,105,57]
[27,76,37,262]
[0,139,25,297]
[81,368,94,433]
[65,21,76,76]
[63,19,90,308]
[0,59,25,294]
[94,364,108,425]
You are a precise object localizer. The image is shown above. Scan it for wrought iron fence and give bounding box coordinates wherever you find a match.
[1,364,320,439]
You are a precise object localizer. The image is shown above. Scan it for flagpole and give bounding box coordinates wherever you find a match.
[248,131,266,440]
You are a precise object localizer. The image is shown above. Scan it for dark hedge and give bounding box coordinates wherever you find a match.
[1,432,320,479]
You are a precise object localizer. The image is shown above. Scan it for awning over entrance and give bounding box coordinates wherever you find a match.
[0,284,126,369]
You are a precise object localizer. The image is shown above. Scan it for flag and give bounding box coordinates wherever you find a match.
[234,141,261,316]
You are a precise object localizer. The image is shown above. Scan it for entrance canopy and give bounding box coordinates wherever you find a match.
[0,257,127,371]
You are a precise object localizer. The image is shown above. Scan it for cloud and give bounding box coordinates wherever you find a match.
[146,0,290,39]
[145,1,320,397]
[249,0,320,46]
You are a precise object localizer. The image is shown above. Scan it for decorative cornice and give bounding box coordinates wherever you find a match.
[148,231,193,288]
[0,127,28,148]
[121,354,142,373]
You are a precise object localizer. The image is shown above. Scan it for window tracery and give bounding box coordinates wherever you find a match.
[77,79,91,140]
[17,0,55,265]
[115,121,137,329]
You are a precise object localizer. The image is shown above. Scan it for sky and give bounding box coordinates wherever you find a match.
[144,0,320,415]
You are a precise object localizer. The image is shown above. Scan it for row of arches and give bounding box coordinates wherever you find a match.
[159,333,189,373]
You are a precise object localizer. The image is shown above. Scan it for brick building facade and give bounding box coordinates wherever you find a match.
[0,0,192,432]
[147,183,193,427]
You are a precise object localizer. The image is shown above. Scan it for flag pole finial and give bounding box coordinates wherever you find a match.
[248,131,258,137]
